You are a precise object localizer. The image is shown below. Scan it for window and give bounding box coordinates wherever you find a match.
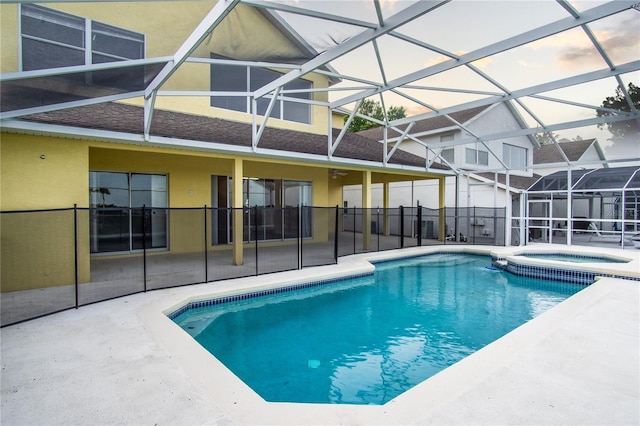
[20,4,144,71]
[466,148,489,166]
[438,134,455,164]
[503,143,528,170]
[211,56,312,124]
[89,172,167,253]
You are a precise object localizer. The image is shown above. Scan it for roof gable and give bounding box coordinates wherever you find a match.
[533,139,598,164]
[356,105,492,141]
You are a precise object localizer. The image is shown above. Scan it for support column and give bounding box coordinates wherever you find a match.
[362,170,372,250]
[232,158,244,265]
[566,167,572,246]
[505,171,511,246]
[439,176,446,242]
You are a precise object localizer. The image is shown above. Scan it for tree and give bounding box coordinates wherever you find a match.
[596,82,640,140]
[344,99,406,132]
[534,131,559,145]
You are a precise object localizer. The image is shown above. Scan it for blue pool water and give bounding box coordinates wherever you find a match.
[172,253,584,405]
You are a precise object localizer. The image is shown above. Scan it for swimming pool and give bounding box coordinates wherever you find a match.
[171,253,583,405]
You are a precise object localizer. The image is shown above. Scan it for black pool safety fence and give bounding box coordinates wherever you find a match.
[0,205,505,326]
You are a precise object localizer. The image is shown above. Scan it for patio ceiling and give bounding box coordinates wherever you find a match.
[1,0,639,174]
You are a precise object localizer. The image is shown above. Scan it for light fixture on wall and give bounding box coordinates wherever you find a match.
[330,169,348,179]
[40,154,46,160]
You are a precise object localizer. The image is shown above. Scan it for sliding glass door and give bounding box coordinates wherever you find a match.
[90,172,168,253]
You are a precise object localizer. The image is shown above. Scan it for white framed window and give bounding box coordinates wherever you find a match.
[465,148,489,166]
[210,56,312,124]
[503,143,528,169]
[441,148,454,163]
[20,4,144,71]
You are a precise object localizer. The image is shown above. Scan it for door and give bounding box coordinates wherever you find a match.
[527,199,551,243]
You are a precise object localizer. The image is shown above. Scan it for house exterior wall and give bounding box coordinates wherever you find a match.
[463,105,533,176]
[392,104,533,178]
[343,175,513,209]
[0,134,341,291]
[0,2,331,135]
[1,134,89,210]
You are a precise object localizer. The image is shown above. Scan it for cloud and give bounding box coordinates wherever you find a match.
[555,18,640,68]
[404,104,431,117]
[517,59,543,69]
[423,51,493,69]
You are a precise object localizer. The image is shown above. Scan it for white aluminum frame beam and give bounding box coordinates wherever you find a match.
[385,122,415,164]
[253,1,450,100]
[423,110,640,151]
[0,91,144,120]
[332,1,636,110]
[242,0,378,30]
[252,86,280,150]
[390,60,640,127]
[529,94,625,115]
[144,0,240,99]
[330,98,363,158]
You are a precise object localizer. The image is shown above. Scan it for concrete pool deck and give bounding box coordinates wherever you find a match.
[1,245,639,425]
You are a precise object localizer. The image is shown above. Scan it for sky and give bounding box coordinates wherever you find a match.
[276,0,640,160]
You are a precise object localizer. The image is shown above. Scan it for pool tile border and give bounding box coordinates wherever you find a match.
[491,255,640,285]
[167,272,373,320]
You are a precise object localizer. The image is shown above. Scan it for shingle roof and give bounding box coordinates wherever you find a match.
[355,105,492,141]
[21,102,448,170]
[533,139,597,164]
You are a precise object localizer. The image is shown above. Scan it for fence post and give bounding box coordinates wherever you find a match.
[334,205,339,263]
[298,205,302,270]
[353,207,356,254]
[438,207,448,246]
[204,205,208,283]
[417,203,422,246]
[377,207,380,251]
[74,204,79,309]
[400,205,405,249]
[142,205,147,292]
[254,206,259,276]
[472,206,476,246]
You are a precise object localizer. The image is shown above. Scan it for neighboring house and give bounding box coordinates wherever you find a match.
[533,139,607,176]
[345,102,538,210]
[0,2,450,291]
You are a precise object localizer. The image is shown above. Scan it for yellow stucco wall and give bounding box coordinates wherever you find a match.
[1,1,331,133]
[0,134,91,291]
[0,4,18,73]
[1,134,89,210]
